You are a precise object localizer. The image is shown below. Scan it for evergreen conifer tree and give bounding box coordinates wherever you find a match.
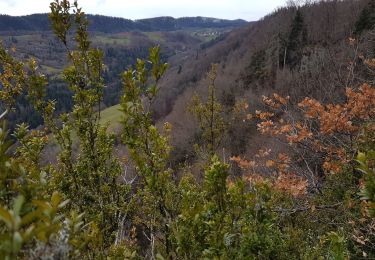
[355,0,375,35]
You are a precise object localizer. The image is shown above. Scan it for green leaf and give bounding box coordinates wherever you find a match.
[58,199,70,209]
[13,195,24,216]
[51,192,61,208]
[33,200,50,211]
[21,211,37,226]
[12,231,23,253]
[357,152,366,162]
[23,225,35,242]
[0,207,13,229]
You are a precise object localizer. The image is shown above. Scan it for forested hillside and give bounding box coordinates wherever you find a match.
[0,13,247,32]
[154,0,372,166]
[0,0,374,259]
[0,13,245,131]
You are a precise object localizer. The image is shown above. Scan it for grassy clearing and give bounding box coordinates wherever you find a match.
[143,32,165,42]
[40,64,61,75]
[12,34,38,41]
[99,104,122,131]
[45,104,122,154]
[92,35,131,46]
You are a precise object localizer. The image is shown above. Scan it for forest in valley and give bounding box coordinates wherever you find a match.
[0,15,245,132]
[0,0,374,259]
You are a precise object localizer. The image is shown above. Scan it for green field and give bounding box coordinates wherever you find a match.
[92,35,131,46]
[142,32,166,42]
[99,104,122,131]
[40,64,62,75]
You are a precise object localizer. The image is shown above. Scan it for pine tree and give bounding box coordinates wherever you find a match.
[280,9,307,69]
[189,64,226,158]
[355,0,375,35]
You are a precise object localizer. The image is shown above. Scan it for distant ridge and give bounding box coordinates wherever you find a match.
[0,13,248,33]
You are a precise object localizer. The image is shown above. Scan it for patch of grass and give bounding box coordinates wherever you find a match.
[99,104,122,131]
[92,35,131,46]
[40,64,61,75]
[12,34,37,41]
[143,32,165,43]
[46,104,122,153]
[184,28,227,42]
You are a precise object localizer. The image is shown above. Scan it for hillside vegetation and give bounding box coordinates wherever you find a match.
[0,13,247,32]
[0,0,374,259]
[0,13,245,131]
[154,0,372,165]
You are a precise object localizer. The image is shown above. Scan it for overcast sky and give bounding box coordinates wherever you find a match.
[0,0,287,21]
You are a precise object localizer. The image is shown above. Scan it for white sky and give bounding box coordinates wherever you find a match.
[0,0,287,21]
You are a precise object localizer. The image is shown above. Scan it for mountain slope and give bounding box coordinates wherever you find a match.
[150,0,371,164]
[0,13,247,131]
[0,13,247,33]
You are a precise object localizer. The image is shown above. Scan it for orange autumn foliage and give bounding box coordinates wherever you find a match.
[274,173,308,197]
[232,84,373,198]
[231,151,307,197]
[230,156,256,169]
[256,84,375,174]
[298,84,375,134]
[243,173,265,185]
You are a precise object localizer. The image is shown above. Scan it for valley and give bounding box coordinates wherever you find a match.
[0,0,375,258]
[0,14,246,130]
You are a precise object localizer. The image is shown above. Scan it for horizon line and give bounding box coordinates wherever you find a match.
[0,12,252,22]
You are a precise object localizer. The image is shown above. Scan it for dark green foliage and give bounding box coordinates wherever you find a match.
[243,49,268,88]
[120,46,177,258]
[355,0,375,35]
[0,1,131,257]
[46,2,130,254]
[204,156,228,211]
[172,158,291,259]
[280,9,307,69]
[0,119,76,259]
[0,14,51,31]
[103,47,150,106]
[358,150,375,216]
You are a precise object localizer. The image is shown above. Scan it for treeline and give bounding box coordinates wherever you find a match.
[0,13,247,33]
